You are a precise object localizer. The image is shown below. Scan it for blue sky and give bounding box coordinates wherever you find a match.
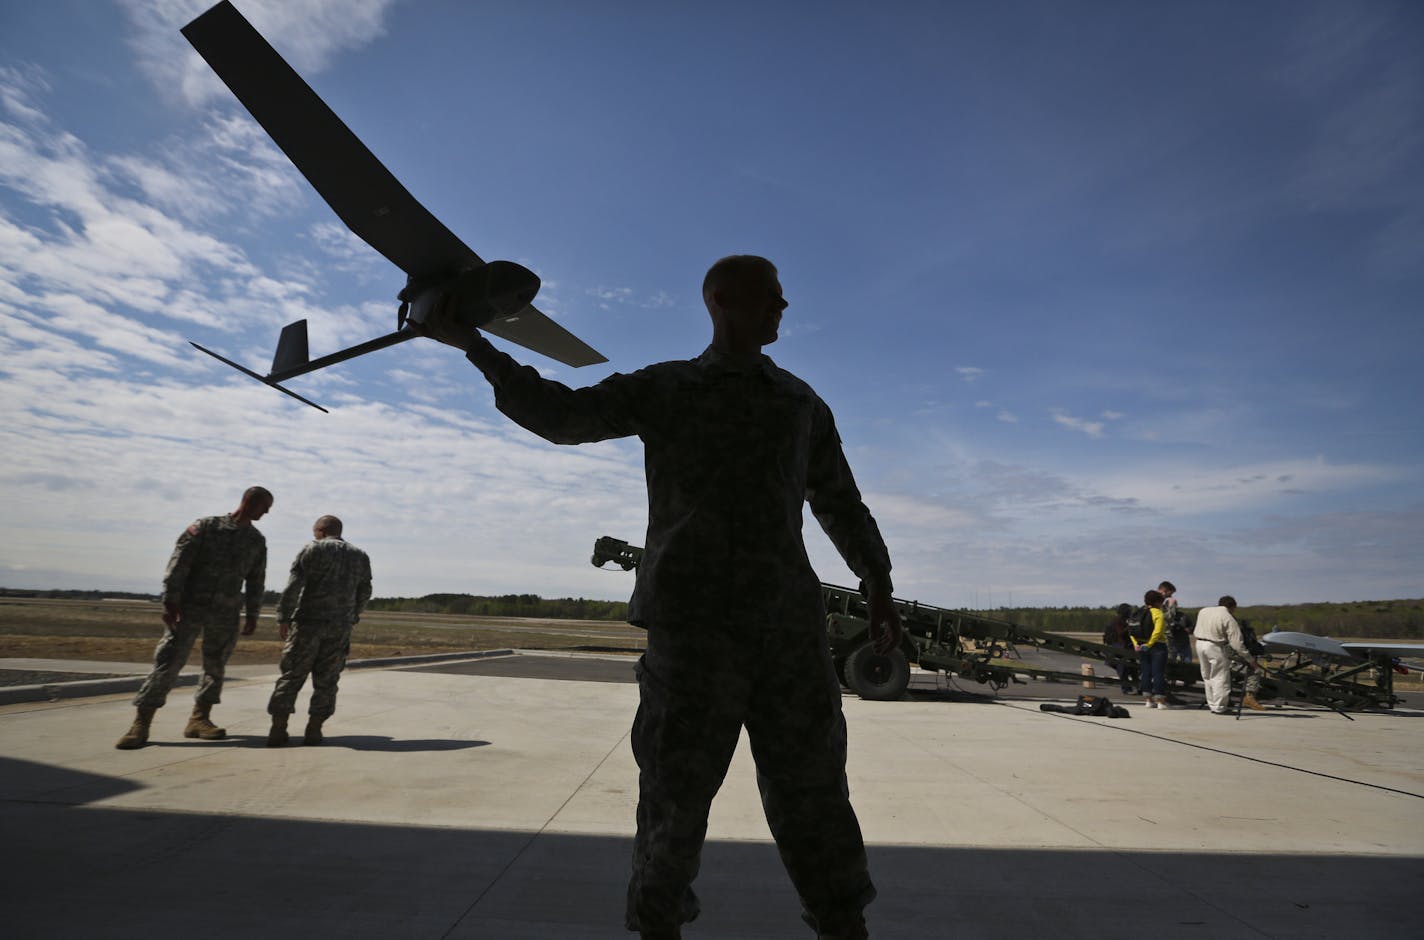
[1,0,1420,609]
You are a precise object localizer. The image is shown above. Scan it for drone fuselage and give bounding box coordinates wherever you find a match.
[403,261,541,334]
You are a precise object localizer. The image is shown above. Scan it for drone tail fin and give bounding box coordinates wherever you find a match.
[272,319,311,374]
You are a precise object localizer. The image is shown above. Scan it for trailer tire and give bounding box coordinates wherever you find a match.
[834,657,851,688]
[845,644,910,701]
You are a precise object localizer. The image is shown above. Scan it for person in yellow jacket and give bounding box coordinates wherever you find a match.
[1132,589,1172,709]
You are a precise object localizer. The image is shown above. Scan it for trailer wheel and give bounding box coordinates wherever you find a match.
[845,644,910,701]
[834,657,851,688]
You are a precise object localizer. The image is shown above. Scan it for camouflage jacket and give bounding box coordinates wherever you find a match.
[161,514,267,617]
[277,537,373,626]
[468,339,893,629]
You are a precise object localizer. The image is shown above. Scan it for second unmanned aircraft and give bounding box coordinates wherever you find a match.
[182,2,606,412]
[1262,630,1424,675]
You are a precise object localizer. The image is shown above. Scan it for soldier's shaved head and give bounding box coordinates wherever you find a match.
[703,255,786,354]
[233,485,273,525]
[314,515,343,538]
[702,255,776,308]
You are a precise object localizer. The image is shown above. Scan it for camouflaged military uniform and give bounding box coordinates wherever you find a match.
[267,536,372,719]
[467,337,892,937]
[134,514,266,709]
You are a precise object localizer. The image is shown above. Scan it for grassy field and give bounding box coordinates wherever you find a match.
[0,597,646,665]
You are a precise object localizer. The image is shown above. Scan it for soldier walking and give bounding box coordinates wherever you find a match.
[265,515,372,747]
[116,486,272,749]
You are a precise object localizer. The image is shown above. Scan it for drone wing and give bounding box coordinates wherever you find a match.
[182,1,606,368]
[1261,631,1354,661]
[481,303,607,367]
[182,1,470,278]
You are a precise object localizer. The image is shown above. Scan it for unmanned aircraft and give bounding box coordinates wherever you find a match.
[1262,630,1424,675]
[182,1,606,412]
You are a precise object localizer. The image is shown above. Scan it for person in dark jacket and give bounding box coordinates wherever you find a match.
[1102,602,1137,693]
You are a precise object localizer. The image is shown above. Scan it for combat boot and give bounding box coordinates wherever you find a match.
[1242,693,1265,711]
[115,706,157,749]
[267,714,290,748]
[183,703,226,740]
[303,716,325,746]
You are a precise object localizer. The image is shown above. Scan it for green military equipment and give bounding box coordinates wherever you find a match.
[592,536,1400,711]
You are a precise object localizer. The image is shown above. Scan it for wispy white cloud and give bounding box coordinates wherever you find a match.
[0,79,271,324]
[118,0,401,108]
[588,286,633,307]
[1052,410,1105,438]
[307,221,388,279]
[0,65,49,125]
[101,113,312,227]
[955,366,984,383]
[38,291,198,370]
[1099,456,1399,516]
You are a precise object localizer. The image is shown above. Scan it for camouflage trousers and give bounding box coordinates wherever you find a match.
[625,621,875,936]
[267,619,352,719]
[133,607,240,709]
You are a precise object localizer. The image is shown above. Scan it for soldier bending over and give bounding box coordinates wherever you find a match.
[116,486,271,749]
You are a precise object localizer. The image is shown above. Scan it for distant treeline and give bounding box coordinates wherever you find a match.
[980,599,1424,639]
[5,588,1420,637]
[2,588,296,607]
[0,589,161,601]
[366,593,630,621]
[0,587,629,621]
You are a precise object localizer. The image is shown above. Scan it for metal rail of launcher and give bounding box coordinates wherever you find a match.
[589,536,1399,710]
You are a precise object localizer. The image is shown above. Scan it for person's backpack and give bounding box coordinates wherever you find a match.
[1126,606,1152,645]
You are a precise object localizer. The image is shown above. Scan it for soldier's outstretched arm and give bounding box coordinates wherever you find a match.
[430,320,644,445]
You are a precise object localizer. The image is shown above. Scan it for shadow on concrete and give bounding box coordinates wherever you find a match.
[325,735,492,753]
[3,792,1421,939]
[0,755,145,803]
[125,734,491,753]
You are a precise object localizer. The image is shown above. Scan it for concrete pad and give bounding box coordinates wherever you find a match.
[1,652,1421,938]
